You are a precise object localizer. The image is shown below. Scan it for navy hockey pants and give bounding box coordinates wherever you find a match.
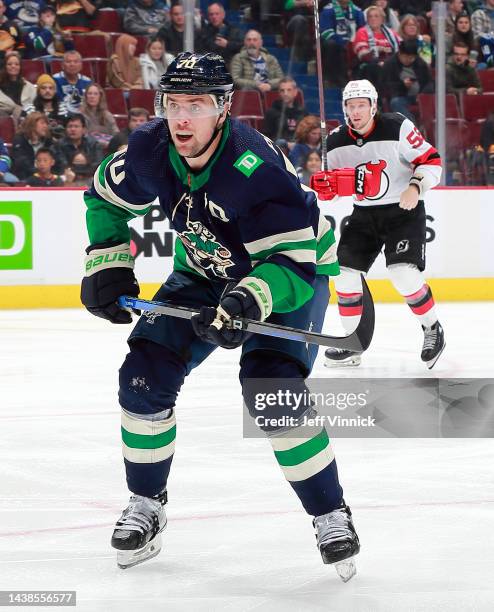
[118,271,343,516]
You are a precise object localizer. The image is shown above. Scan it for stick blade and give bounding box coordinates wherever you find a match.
[353,275,375,352]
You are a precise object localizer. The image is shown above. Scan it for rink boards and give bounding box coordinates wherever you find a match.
[0,186,493,308]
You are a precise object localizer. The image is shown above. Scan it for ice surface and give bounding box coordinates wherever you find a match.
[1,303,493,611]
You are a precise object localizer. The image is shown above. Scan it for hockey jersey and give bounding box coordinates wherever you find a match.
[85,118,339,314]
[326,113,442,206]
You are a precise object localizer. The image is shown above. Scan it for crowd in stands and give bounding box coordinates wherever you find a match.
[0,0,493,187]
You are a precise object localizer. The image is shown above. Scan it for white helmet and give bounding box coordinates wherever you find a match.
[342,79,378,128]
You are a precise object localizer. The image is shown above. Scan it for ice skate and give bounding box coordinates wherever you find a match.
[111,491,167,569]
[314,502,360,583]
[421,322,445,369]
[324,347,362,368]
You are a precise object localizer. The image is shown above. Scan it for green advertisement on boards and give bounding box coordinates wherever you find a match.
[0,201,33,270]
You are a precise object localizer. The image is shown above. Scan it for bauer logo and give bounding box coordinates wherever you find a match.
[0,202,33,270]
[234,150,264,177]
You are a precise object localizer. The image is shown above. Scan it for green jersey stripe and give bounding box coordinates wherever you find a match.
[244,227,315,255]
[249,238,316,262]
[121,425,177,449]
[274,429,330,466]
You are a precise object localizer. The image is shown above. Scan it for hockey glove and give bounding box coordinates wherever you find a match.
[310,167,368,201]
[191,281,270,349]
[81,243,139,324]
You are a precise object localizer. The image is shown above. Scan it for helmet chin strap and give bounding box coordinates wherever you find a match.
[184,115,224,159]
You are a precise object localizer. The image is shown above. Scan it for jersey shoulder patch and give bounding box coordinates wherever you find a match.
[125,118,170,178]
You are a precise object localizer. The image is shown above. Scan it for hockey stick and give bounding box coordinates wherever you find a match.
[313,0,328,170]
[118,275,374,351]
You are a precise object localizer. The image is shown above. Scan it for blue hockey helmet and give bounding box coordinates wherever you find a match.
[155,52,234,118]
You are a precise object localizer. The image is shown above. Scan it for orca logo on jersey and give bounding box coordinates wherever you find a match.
[356,159,389,201]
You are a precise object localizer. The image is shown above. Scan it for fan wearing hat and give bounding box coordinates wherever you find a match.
[381,39,434,122]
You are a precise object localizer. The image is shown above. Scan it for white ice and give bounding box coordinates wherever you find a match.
[1,303,493,612]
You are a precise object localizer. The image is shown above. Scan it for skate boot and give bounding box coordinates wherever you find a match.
[111,491,167,569]
[324,347,362,368]
[314,502,360,583]
[421,322,445,369]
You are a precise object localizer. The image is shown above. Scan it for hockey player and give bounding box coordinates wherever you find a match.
[80,53,360,580]
[311,79,445,369]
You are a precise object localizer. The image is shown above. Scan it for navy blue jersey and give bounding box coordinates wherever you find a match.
[85,119,338,313]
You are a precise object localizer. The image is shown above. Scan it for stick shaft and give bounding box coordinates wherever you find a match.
[118,275,374,352]
[313,0,328,170]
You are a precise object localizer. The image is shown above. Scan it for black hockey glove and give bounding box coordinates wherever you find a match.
[81,243,139,324]
[191,280,271,349]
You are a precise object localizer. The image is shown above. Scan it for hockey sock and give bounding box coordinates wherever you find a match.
[268,424,344,516]
[334,267,364,335]
[121,407,176,497]
[388,263,438,328]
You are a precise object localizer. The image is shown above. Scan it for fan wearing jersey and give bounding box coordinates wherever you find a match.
[80,53,360,575]
[311,79,445,369]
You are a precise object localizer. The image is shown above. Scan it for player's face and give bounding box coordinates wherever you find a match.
[167,94,223,158]
[345,98,372,130]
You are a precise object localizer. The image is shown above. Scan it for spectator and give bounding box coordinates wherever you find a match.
[288,114,321,168]
[123,0,168,37]
[263,76,308,144]
[472,0,494,38]
[231,29,284,92]
[445,0,467,37]
[398,14,434,65]
[58,113,103,172]
[5,0,43,30]
[0,0,20,61]
[11,112,63,179]
[55,0,97,34]
[157,2,202,57]
[201,2,242,66]
[107,107,150,154]
[472,0,494,66]
[319,0,366,87]
[0,50,36,120]
[68,150,93,186]
[52,50,92,113]
[108,33,144,90]
[0,134,18,183]
[381,39,433,122]
[447,10,478,57]
[353,6,400,90]
[282,0,315,63]
[22,73,69,140]
[446,40,482,96]
[370,0,400,30]
[139,36,174,90]
[26,147,69,186]
[297,149,322,187]
[23,5,74,59]
[80,83,118,147]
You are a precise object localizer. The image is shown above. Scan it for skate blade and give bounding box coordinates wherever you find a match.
[334,557,357,583]
[425,342,446,370]
[117,533,162,569]
[324,356,361,369]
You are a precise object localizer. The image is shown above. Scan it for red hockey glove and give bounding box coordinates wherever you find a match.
[310,168,364,201]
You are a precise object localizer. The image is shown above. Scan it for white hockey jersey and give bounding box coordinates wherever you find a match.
[326,113,442,206]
